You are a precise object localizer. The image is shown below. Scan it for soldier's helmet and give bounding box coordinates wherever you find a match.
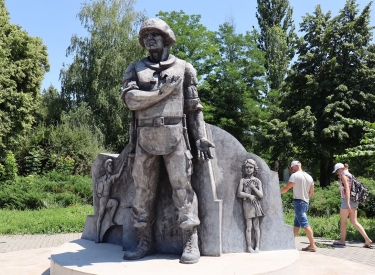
[139,18,176,48]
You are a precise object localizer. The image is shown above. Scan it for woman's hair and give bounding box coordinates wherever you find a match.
[242,158,259,176]
[344,163,349,169]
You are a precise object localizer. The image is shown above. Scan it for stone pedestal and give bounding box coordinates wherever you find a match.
[50,239,299,275]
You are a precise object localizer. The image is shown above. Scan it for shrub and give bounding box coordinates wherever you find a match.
[24,147,44,175]
[309,183,341,217]
[3,152,18,181]
[0,163,5,181]
[280,183,294,212]
[55,155,75,175]
[357,177,375,218]
[0,172,93,210]
[13,104,106,176]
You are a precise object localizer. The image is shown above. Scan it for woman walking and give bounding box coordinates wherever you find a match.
[332,163,372,248]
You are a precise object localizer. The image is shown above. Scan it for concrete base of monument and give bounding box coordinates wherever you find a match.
[50,239,299,275]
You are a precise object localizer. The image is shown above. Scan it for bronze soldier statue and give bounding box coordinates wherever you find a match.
[120,18,215,264]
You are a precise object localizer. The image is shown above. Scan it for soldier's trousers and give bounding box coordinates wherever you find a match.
[131,139,200,229]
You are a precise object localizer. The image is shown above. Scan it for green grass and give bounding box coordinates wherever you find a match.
[0,204,93,234]
[284,211,375,241]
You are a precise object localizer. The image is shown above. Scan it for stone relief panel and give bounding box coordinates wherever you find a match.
[95,158,126,243]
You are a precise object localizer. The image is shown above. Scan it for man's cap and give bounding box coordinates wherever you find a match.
[290,160,301,168]
[332,163,344,173]
[138,18,176,48]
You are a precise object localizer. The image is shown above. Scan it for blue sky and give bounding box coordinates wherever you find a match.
[5,0,375,91]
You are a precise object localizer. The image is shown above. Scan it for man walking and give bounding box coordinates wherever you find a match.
[281,160,317,252]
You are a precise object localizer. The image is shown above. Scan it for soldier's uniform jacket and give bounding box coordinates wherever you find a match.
[122,55,203,155]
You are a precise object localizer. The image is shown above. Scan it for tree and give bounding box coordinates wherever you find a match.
[0,0,49,155]
[154,12,267,149]
[38,85,65,126]
[254,0,298,170]
[156,10,218,77]
[60,0,146,152]
[276,0,375,186]
[16,102,106,176]
[199,22,267,148]
[337,118,375,176]
[256,0,297,90]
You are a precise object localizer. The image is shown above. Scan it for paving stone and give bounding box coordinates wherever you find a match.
[0,234,373,269]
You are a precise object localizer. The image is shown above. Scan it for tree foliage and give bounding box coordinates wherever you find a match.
[254,0,297,169]
[256,0,297,90]
[0,0,49,154]
[0,151,18,181]
[154,12,268,149]
[38,85,65,126]
[337,118,375,174]
[156,10,218,77]
[199,22,267,149]
[270,0,375,186]
[15,102,105,176]
[60,0,146,152]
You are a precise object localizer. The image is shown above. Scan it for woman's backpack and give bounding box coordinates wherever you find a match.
[349,175,369,203]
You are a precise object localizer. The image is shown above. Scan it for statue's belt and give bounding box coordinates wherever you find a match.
[137,116,182,127]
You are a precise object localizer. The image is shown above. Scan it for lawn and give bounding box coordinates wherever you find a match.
[0,204,93,234]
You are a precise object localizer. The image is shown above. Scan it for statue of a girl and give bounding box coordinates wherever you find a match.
[237,159,264,253]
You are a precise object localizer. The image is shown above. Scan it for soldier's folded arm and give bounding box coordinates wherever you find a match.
[124,89,164,110]
[122,74,182,111]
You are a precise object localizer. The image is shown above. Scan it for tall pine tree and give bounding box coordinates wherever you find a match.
[256,0,296,90]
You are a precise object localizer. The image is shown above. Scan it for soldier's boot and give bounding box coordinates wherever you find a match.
[247,246,255,253]
[180,226,200,264]
[123,226,154,260]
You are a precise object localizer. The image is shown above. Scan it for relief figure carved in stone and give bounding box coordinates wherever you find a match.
[237,159,264,253]
[96,158,126,243]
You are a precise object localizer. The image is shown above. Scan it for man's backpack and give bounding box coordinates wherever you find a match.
[349,175,369,203]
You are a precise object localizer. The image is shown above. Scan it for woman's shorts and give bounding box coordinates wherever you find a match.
[341,198,359,209]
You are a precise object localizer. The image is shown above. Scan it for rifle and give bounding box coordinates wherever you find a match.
[182,114,191,151]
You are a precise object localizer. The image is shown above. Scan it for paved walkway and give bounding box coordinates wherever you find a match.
[295,236,375,267]
[0,233,81,253]
[0,233,374,274]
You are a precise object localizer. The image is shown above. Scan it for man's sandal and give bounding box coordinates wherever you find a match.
[302,245,316,252]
